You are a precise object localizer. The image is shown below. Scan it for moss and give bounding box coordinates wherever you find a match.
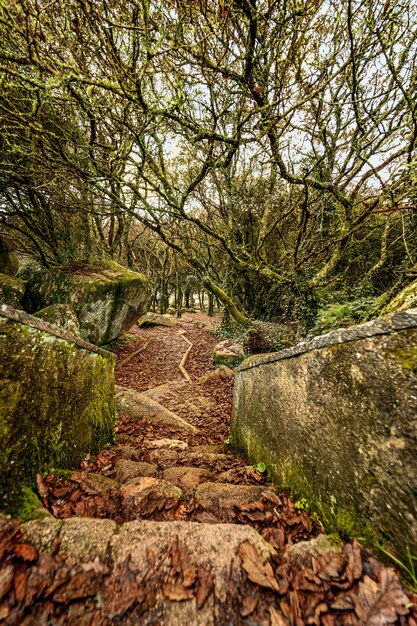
[231,424,382,550]
[0,273,26,307]
[15,486,50,522]
[390,346,417,372]
[0,317,116,514]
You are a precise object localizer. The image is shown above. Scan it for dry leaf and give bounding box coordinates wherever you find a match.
[238,540,280,592]
[269,605,288,625]
[13,543,39,563]
[354,569,410,624]
[195,567,214,609]
[162,582,194,601]
[36,473,48,498]
[240,594,258,617]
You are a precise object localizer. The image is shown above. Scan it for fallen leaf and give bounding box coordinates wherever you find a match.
[240,593,258,617]
[269,605,288,625]
[238,540,280,592]
[353,569,410,624]
[162,581,194,601]
[195,566,214,609]
[36,473,48,498]
[13,543,39,563]
[0,566,14,601]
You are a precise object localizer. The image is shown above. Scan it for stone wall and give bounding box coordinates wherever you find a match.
[0,304,116,512]
[231,309,417,558]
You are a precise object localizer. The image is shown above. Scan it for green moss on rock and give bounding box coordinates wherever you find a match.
[22,260,149,345]
[0,314,116,515]
[0,273,26,307]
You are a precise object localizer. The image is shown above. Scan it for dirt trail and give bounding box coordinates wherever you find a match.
[1,313,416,625]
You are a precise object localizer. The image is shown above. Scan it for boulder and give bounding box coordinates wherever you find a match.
[213,339,244,368]
[137,312,176,327]
[33,303,81,337]
[22,260,149,345]
[384,279,417,314]
[114,459,158,482]
[0,273,26,307]
[0,304,116,513]
[0,235,19,276]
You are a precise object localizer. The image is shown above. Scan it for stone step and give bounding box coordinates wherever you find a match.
[115,385,199,433]
[23,518,277,625]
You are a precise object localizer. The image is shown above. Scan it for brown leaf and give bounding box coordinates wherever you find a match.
[36,473,48,498]
[0,566,14,601]
[312,552,345,580]
[80,479,101,496]
[269,605,288,625]
[162,582,194,601]
[353,569,410,624]
[13,543,39,563]
[238,540,280,592]
[262,527,286,549]
[345,540,363,583]
[240,594,258,617]
[0,604,10,621]
[13,569,28,602]
[331,595,355,611]
[195,566,214,609]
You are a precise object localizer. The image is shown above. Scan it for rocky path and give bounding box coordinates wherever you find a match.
[1,313,417,625]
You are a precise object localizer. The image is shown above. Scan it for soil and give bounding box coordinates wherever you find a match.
[1,312,416,625]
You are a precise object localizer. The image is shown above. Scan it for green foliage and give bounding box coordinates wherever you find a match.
[378,545,417,593]
[310,297,376,337]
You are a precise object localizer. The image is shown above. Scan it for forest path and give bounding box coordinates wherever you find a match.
[1,313,416,624]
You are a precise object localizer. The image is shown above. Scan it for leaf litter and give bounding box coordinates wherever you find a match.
[1,315,416,624]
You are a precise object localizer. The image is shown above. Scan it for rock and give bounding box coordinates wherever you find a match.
[284,534,342,566]
[33,303,81,337]
[195,483,280,517]
[163,467,214,491]
[149,438,188,451]
[137,312,176,327]
[231,308,417,560]
[0,304,116,513]
[114,459,158,482]
[187,444,225,454]
[0,235,19,276]
[116,445,141,461]
[148,449,180,466]
[115,385,198,433]
[111,521,276,624]
[213,340,244,368]
[384,279,417,313]
[23,518,64,552]
[24,517,116,562]
[119,477,183,514]
[0,273,26,307]
[22,260,149,345]
[24,518,277,624]
[88,474,120,493]
[197,364,234,384]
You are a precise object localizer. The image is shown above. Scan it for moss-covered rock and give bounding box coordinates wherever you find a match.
[231,309,417,560]
[0,273,26,307]
[213,340,244,368]
[0,306,116,514]
[22,260,149,345]
[0,235,19,276]
[34,303,81,337]
[384,279,417,314]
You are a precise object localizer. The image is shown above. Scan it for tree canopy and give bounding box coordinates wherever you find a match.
[1,0,416,326]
